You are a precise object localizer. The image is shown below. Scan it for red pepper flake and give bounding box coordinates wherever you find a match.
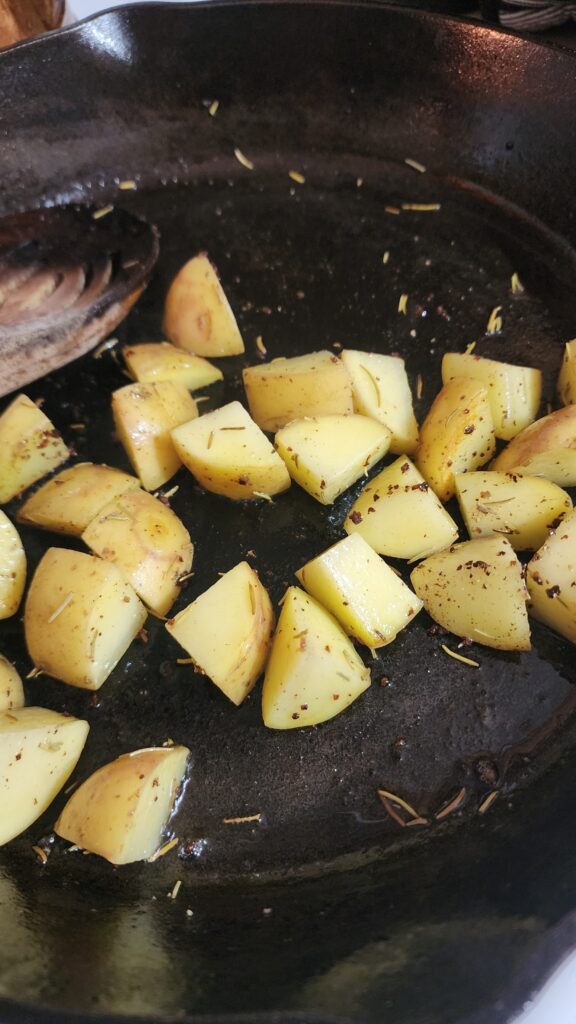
[349,510,363,524]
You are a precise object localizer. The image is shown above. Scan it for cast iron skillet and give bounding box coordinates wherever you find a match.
[1,3,576,1022]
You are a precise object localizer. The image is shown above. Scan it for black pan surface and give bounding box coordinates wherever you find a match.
[1,4,576,1023]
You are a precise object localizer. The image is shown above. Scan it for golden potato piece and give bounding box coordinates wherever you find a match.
[18,462,140,537]
[166,561,274,705]
[112,380,198,491]
[171,400,290,501]
[526,508,576,644]
[0,655,24,712]
[296,534,422,647]
[24,548,147,690]
[0,511,26,619]
[344,456,458,560]
[491,406,576,486]
[558,339,576,407]
[123,342,223,391]
[442,351,541,441]
[0,394,69,504]
[416,376,496,501]
[164,253,244,356]
[340,350,418,455]
[55,745,189,865]
[455,471,572,551]
[275,414,391,505]
[0,707,89,846]
[243,350,354,432]
[262,587,370,729]
[410,536,530,651]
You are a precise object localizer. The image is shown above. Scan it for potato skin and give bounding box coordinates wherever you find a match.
[442,352,541,441]
[0,655,24,712]
[243,350,354,432]
[526,508,576,644]
[112,381,198,492]
[455,470,572,551]
[18,462,140,537]
[0,511,26,619]
[163,254,244,356]
[491,406,576,485]
[0,394,69,504]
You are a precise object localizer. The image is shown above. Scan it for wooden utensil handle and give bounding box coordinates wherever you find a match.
[0,0,64,48]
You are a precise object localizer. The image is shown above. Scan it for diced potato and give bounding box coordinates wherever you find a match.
[0,707,89,846]
[491,406,576,486]
[0,511,26,619]
[243,350,354,432]
[526,508,576,644]
[0,394,69,504]
[112,380,198,491]
[262,587,370,729]
[166,561,274,705]
[275,415,391,505]
[0,656,24,712]
[410,536,530,651]
[123,342,223,391]
[18,462,140,537]
[163,253,244,356]
[442,352,542,440]
[416,377,496,501]
[558,339,576,406]
[55,745,189,865]
[340,350,418,455]
[82,490,193,617]
[296,534,422,647]
[344,456,458,560]
[171,400,290,500]
[24,548,147,690]
[455,471,572,551]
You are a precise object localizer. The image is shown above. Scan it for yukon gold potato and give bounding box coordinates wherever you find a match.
[442,352,541,440]
[0,656,24,712]
[123,342,223,391]
[18,462,140,536]
[55,745,189,865]
[262,587,370,729]
[491,406,576,485]
[296,534,422,647]
[340,350,418,454]
[243,350,354,432]
[526,509,576,644]
[82,490,193,617]
[166,562,274,705]
[344,456,458,560]
[455,471,572,551]
[0,394,69,504]
[163,253,245,356]
[416,377,496,501]
[558,339,576,406]
[410,536,530,650]
[25,548,147,690]
[275,415,391,505]
[171,400,290,500]
[0,511,26,619]
[0,707,89,846]
[112,380,198,491]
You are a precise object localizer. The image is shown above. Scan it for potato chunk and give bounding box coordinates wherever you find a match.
[344,456,458,560]
[0,394,69,504]
[171,400,290,500]
[0,511,26,619]
[416,377,496,501]
[491,406,576,485]
[558,339,576,406]
[166,561,274,705]
[442,352,541,440]
[410,537,530,651]
[123,342,223,391]
[0,656,24,712]
[55,745,189,865]
[112,380,198,491]
[82,490,193,617]
[0,707,89,846]
[455,471,572,551]
[262,587,370,729]
[163,253,244,356]
[526,509,576,644]
[340,350,418,455]
[275,415,391,505]
[296,534,422,647]
[243,350,354,432]
[18,462,140,537]
[24,548,147,690]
